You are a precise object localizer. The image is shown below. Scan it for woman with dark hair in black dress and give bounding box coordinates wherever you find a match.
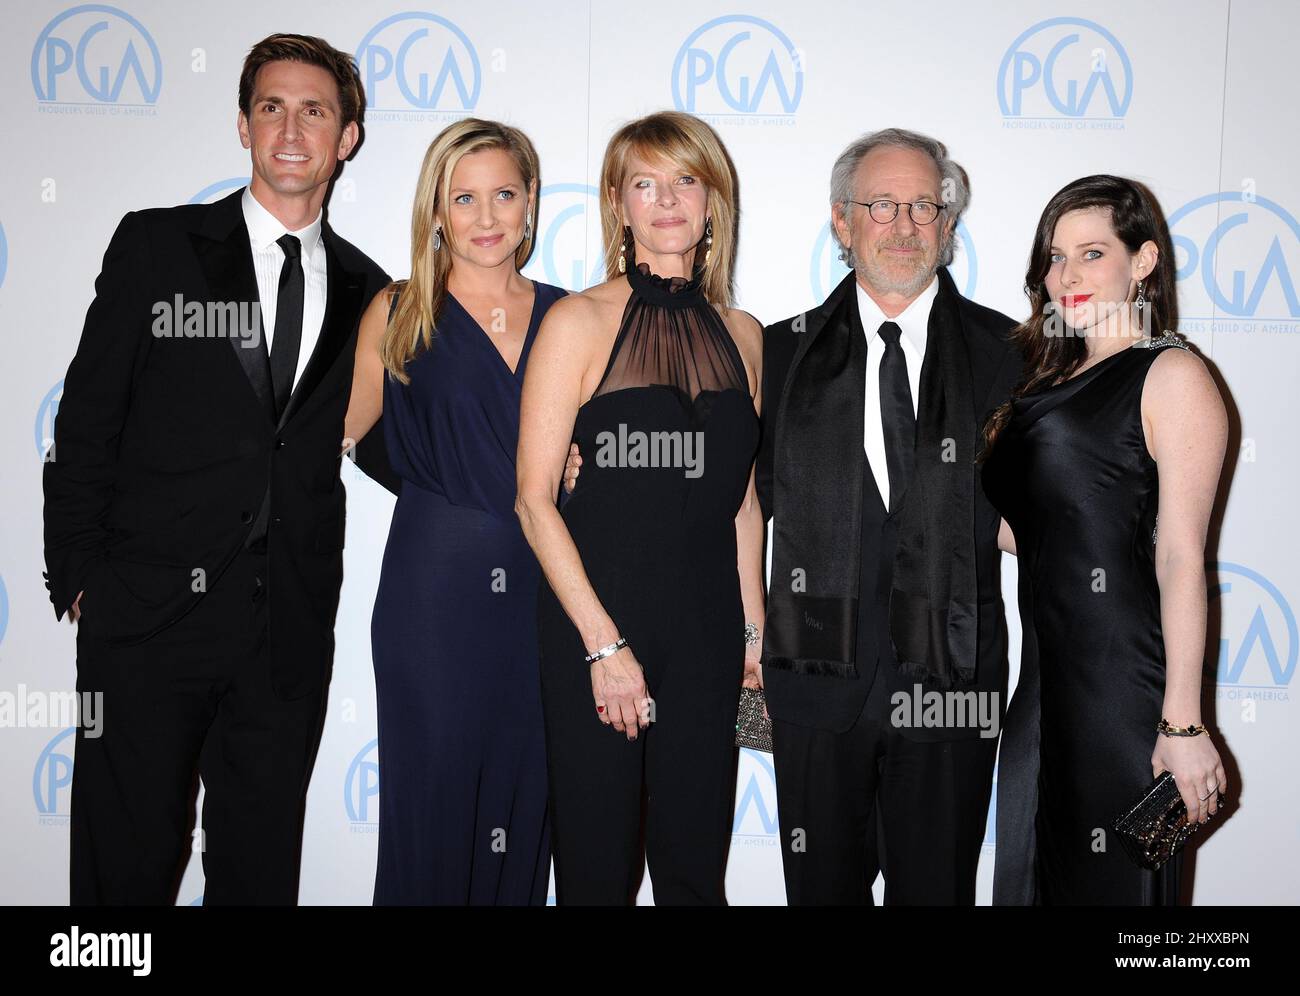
[981,175,1228,905]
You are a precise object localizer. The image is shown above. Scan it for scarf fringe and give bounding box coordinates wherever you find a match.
[762,655,860,680]
[894,655,976,691]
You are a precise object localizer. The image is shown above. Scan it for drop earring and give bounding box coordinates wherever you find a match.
[1135,280,1146,310]
[704,217,713,267]
[618,226,629,274]
[524,215,532,241]
[432,226,442,252]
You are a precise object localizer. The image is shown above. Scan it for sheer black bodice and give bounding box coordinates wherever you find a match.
[565,260,758,528]
[591,261,750,405]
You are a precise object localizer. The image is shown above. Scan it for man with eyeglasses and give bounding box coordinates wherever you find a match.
[755,128,1023,904]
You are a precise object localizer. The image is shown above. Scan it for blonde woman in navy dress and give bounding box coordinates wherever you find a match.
[981,175,1228,904]
[345,120,565,904]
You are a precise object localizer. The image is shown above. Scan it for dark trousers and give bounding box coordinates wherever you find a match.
[539,637,742,905]
[772,672,998,905]
[69,552,328,905]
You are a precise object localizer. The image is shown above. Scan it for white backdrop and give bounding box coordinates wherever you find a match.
[2,0,1296,905]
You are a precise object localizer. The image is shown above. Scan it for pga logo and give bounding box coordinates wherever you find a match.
[732,747,778,838]
[357,12,480,114]
[32,4,162,105]
[1210,563,1296,689]
[36,380,64,462]
[1169,192,1300,327]
[344,738,379,826]
[997,17,1132,120]
[672,15,803,117]
[522,183,605,293]
[189,177,250,205]
[34,728,77,821]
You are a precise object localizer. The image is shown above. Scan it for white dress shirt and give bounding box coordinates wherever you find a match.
[856,275,936,509]
[241,186,327,390]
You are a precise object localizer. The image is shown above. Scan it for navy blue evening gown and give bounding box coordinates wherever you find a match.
[371,279,566,904]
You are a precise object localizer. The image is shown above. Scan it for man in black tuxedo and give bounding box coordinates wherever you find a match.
[756,129,1023,904]
[43,34,389,905]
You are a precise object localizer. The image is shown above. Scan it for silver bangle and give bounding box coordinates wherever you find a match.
[584,637,628,663]
[744,622,760,647]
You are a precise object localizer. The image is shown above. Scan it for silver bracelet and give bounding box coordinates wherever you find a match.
[744,622,760,647]
[584,637,628,663]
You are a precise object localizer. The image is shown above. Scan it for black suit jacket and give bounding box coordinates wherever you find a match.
[43,188,390,700]
[757,268,1023,737]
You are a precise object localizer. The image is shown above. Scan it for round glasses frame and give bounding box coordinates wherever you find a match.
[846,199,946,225]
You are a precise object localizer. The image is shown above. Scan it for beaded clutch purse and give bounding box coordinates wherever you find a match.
[1112,770,1225,870]
[735,686,772,753]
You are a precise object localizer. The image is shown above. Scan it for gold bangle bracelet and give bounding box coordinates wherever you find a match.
[1157,718,1207,737]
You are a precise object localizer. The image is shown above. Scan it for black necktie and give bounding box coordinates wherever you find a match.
[878,321,915,512]
[269,234,304,417]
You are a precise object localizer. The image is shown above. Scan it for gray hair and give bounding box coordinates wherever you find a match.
[829,127,970,267]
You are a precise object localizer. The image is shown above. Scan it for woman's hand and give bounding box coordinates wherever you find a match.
[1152,732,1227,825]
[563,442,582,494]
[742,649,767,721]
[742,652,763,690]
[590,647,650,741]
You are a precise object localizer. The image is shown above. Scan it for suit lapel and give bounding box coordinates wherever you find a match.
[190,189,277,425]
[277,228,364,430]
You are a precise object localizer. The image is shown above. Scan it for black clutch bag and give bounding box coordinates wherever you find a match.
[1112,770,1224,870]
[735,686,772,753]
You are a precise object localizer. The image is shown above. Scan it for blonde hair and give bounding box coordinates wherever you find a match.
[598,111,739,306]
[381,118,541,383]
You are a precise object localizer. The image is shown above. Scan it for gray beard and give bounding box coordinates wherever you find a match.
[857,252,938,299]
[849,229,952,299]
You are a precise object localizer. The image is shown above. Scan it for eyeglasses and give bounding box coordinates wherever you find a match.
[846,199,946,225]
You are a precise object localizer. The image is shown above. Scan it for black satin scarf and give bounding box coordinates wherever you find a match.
[762,270,979,688]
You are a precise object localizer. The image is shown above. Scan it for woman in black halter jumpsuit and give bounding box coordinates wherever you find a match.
[533,257,759,904]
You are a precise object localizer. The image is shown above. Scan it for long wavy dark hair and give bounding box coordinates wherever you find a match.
[980,174,1178,458]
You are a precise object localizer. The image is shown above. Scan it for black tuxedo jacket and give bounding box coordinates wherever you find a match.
[757,268,1023,737]
[43,188,390,700]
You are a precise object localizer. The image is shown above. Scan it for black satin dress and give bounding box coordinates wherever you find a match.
[980,335,1188,905]
[537,261,759,904]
